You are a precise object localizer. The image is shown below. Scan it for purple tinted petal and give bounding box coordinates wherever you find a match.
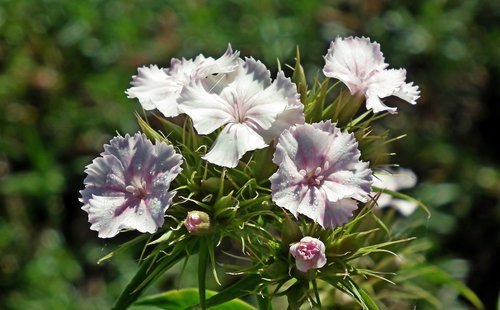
[270,156,305,217]
[81,133,183,238]
[270,122,372,228]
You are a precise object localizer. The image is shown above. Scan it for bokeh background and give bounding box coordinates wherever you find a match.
[1,0,499,309]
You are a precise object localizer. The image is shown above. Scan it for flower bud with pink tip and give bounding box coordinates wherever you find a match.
[289,237,327,272]
[184,211,211,235]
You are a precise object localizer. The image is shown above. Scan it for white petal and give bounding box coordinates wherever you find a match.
[261,106,304,143]
[229,58,272,104]
[366,94,397,114]
[197,45,242,93]
[126,65,181,117]
[364,69,406,113]
[323,131,361,172]
[311,120,339,134]
[393,82,420,105]
[272,127,299,165]
[244,71,299,130]
[373,168,417,192]
[391,199,418,216]
[323,198,358,228]
[367,69,406,98]
[198,44,241,76]
[203,123,267,168]
[296,186,327,227]
[178,80,235,134]
[323,161,372,202]
[323,36,387,94]
[270,156,306,217]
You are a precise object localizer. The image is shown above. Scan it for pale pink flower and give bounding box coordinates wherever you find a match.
[126,45,240,118]
[323,36,420,113]
[289,237,327,272]
[184,211,211,235]
[178,57,304,168]
[270,121,372,228]
[373,168,418,216]
[80,133,183,238]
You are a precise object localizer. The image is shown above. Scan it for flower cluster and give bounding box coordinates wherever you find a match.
[80,37,425,309]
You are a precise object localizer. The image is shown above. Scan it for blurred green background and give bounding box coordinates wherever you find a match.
[1,0,499,309]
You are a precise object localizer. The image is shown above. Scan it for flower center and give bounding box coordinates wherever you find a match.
[298,244,320,260]
[125,179,148,199]
[299,161,329,187]
[227,89,248,123]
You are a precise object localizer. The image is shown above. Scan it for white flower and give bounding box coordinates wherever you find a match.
[80,133,183,238]
[270,121,372,228]
[126,45,240,118]
[323,36,420,113]
[373,168,418,216]
[178,57,304,168]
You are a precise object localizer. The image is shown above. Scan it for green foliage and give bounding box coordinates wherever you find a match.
[130,288,255,310]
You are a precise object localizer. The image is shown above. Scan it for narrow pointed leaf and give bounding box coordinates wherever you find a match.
[131,288,256,310]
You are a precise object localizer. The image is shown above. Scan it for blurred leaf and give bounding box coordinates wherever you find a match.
[203,274,262,308]
[130,288,255,310]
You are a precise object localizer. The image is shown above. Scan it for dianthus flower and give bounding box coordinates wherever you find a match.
[178,57,304,168]
[323,36,420,113]
[80,133,183,238]
[126,45,240,118]
[270,121,372,228]
[289,237,327,272]
[373,168,418,216]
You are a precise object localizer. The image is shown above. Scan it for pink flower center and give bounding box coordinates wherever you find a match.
[226,89,249,123]
[300,161,330,187]
[125,179,148,199]
[297,243,320,260]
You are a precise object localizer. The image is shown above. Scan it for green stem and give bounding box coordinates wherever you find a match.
[312,277,322,309]
[198,237,209,310]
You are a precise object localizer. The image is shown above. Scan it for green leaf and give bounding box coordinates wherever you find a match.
[323,276,380,310]
[203,274,262,308]
[112,239,197,310]
[130,288,256,310]
[399,265,484,310]
[135,112,166,142]
[98,234,150,265]
[291,46,307,104]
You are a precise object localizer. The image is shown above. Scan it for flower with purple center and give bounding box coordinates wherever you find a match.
[178,57,304,168]
[270,121,372,228]
[126,45,240,118]
[323,36,420,114]
[80,133,183,238]
[289,236,327,272]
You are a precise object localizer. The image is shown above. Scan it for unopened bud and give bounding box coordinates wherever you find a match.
[184,211,211,235]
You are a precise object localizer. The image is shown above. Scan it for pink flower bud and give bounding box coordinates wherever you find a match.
[184,211,210,235]
[289,237,327,272]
